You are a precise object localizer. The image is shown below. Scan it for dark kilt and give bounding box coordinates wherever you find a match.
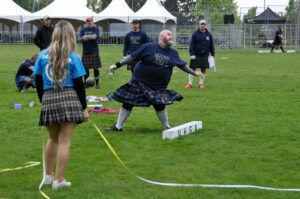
[272,39,282,45]
[82,52,102,70]
[39,87,84,126]
[190,55,209,69]
[112,80,183,107]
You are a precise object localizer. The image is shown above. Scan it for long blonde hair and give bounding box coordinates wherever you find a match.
[47,20,77,87]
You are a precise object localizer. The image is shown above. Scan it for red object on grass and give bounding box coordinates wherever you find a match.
[88,107,120,114]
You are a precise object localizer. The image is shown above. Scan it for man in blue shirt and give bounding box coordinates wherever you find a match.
[104,30,203,131]
[15,54,38,92]
[123,19,149,73]
[185,20,215,89]
[79,17,102,88]
[271,25,286,53]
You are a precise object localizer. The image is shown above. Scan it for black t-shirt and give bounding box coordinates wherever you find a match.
[15,60,33,79]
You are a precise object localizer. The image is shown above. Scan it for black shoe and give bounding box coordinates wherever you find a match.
[164,126,171,130]
[104,126,122,131]
[282,51,287,53]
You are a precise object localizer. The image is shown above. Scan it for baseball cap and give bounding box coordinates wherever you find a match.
[43,15,51,20]
[131,19,140,24]
[199,20,207,24]
[86,17,93,22]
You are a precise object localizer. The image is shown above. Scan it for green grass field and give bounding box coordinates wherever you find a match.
[0,45,299,199]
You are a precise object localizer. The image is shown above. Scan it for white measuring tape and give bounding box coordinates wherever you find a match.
[91,121,300,192]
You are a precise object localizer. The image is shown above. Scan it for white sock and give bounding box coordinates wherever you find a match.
[188,74,194,85]
[156,109,170,129]
[115,107,131,129]
[200,74,206,84]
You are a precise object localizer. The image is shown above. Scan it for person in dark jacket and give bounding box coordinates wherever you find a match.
[34,15,54,51]
[185,20,215,89]
[123,19,149,73]
[271,25,286,53]
[79,17,102,89]
[15,54,38,92]
[104,30,203,131]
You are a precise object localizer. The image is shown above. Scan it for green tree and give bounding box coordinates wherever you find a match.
[243,7,257,23]
[285,0,299,23]
[87,0,101,13]
[13,0,54,12]
[191,0,241,24]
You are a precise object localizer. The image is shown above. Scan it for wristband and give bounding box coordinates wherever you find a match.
[115,62,121,68]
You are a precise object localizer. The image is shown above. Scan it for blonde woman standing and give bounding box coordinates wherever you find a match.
[34,21,89,190]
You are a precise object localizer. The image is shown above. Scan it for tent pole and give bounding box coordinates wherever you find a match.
[20,15,24,44]
[250,25,252,49]
[244,23,246,49]
[285,23,287,49]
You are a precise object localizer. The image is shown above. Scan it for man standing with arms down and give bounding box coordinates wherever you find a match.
[271,25,286,53]
[123,19,149,73]
[79,17,102,89]
[185,20,215,89]
[34,15,54,51]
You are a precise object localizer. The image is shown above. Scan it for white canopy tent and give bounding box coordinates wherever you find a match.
[24,0,97,27]
[0,0,34,30]
[94,0,135,23]
[132,0,177,24]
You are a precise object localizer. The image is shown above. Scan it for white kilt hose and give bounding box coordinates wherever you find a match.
[39,87,84,126]
[112,80,183,107]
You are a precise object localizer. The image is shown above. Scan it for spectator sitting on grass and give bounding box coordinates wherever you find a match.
[15,54,38,93]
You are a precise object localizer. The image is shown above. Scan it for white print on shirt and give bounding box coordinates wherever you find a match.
[206,36,209,40]
[154,53,170,66]
[129,36,141,44]
[84,31,94,35]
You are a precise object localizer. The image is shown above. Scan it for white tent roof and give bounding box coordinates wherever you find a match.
[24,0,97,23]
[0,0,33,23]
[94,0,135,23]
[132,0,176,23]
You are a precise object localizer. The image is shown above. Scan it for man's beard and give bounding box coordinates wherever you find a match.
[163,38,173,47]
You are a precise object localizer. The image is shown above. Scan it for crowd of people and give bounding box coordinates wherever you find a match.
[15,15,283,190]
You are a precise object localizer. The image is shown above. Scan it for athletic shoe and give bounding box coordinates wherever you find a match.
[44,174,54,184]
[199,84,205,88]
[20,88,27,93]
[185,83,192,88]
[96,84,100,89]
[164,126,171,130]
[52,179,71,190]
[282,51,287,53]
[104,126,122,131]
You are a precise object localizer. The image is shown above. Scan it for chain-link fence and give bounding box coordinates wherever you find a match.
[1,6,300,50]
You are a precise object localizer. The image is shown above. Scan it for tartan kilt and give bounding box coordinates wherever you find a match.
[190,55,209,69]
[82,52,102,69]
[112,80,183,107]
[39,87,84,126]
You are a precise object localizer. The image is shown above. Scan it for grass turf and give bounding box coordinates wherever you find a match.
[0,45,299,198]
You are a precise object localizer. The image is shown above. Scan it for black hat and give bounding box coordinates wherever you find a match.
[131,19,140,24]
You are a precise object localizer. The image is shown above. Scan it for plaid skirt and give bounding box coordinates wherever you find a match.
[82,52,102,69]
[112,80,183,107]
[190,55,209,69]
[39,87,84,126]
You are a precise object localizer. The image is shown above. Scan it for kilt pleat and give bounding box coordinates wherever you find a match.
[190,55,209,69]
[82,52,102,69]
[39,87,84,126]
[112,80,183,107]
